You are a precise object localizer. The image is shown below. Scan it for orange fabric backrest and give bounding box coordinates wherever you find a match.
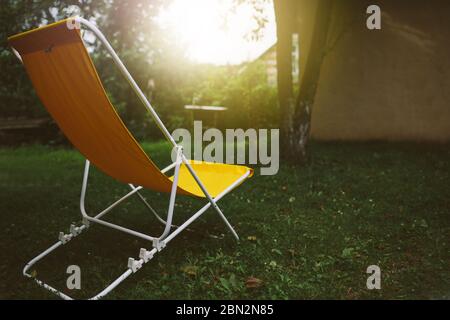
[8,19,189,195]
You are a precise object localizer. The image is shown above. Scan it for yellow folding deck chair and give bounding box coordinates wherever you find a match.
[8,17,253,300]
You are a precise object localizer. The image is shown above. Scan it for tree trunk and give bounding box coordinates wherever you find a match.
[291,0,333,162]
[273,0,296,152]
[274,0,333,163]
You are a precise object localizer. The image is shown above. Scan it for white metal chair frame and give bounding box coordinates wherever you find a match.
[20,17,251,300]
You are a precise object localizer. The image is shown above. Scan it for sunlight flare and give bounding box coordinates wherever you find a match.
[156,0,276,65]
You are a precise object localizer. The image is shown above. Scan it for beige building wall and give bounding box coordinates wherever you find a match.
[311,1,450,141]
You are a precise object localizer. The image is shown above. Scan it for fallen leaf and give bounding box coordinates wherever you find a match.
[245,277,263,288]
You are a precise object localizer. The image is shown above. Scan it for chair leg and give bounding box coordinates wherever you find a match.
[210,202,240,241]
[22,160,161,299]
[22,159,249,299]
[22,226,155,300]
[180,154,244,242]
[158,146,183,240]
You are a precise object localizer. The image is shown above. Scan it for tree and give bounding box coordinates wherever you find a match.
[0,0,110,118]
[0,0,59,118]
[274,0,363,163]
[0,0,182,136]
[274,0,333,162]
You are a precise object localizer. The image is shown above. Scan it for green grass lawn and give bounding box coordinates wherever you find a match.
[0,141,449,299]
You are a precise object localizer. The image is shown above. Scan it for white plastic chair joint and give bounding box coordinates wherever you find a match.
[139,248,154,263]
[82,216,90,228]
[152,239,166,252]
[58,232,73,245]
[127,258,143,273]
[70,223,82,237]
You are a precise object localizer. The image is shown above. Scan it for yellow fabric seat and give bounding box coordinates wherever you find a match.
[8,18,253,199]
[171,161,253,198]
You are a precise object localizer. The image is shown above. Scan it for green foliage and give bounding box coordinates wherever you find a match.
[0,0,54,118]
[180,61,278,131]
[221,61,278,129]
[1,0,278,143]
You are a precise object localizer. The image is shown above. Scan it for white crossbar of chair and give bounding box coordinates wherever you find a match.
[85,216,156,241]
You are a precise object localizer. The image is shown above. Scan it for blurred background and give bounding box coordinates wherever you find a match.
[1,0,449,157]
[0,0,279,145]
